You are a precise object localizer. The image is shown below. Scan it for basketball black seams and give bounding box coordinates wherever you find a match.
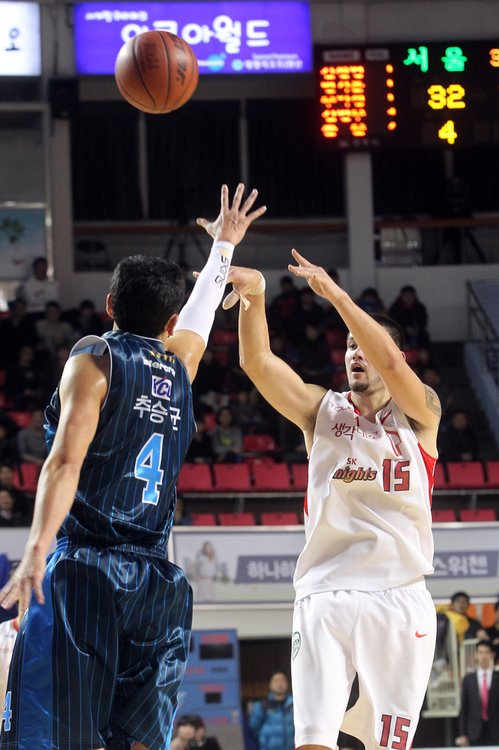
[132,34,156,108]
[158,32,171,112]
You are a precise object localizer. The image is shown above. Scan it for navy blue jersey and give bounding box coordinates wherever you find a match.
[45,331,195,556]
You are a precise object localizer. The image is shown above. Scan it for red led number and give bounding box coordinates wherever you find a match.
[380,714,411,750]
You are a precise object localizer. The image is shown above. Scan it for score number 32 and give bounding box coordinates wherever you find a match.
[427,85,465,145]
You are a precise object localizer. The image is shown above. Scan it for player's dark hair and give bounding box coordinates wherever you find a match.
[109,255,184,337]
[369,313,405,351]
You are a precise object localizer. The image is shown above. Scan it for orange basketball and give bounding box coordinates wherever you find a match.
[114,31,199,114]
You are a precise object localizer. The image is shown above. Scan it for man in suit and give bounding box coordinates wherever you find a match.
[456,640,499,746]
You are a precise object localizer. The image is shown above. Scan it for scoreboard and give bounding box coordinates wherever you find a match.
[316,40,499,149]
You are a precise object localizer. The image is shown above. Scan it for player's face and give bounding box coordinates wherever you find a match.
[345,334,383,394]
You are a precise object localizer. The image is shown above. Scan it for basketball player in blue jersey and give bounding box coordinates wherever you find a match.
[0,184,266,750]
[212,251,441,750]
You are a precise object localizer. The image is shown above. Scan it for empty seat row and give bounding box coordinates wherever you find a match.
[432,507,497,522]
[177,462,308,493]
[434,460,499,490]
[187,511,302,527]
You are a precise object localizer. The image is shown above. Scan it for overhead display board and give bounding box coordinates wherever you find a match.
[316,40,499,149]
[74,1,312,75]
[0,1,41,76]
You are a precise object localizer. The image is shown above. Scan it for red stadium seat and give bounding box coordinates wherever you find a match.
[291,463,308,491]
[431,508,457,522]
[446,461,486,489]
[243,434,277,454]
[212,463,252,492]
[190,512,217,526]
[433,462,448,490]
[486,461,499,488]
[330,349,345,366]
[252,463,291,491]
[13,463,40,493]
[177,463,213,492]
[211,329,237,346]
[404,348,421,365]
[7,411,32,428]
[218,512,256,526]
[459,508,496,522]
[261,511,299,526]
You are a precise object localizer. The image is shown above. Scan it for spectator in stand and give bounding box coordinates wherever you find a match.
[0,464,31,522]
[185,419,215,464]
[486,602,499,663]
[456,640,499,747]
[16,408,48,467]
[170,715,197,750]
[65,299,105,337]
[356,287,387,315]
[17,256,60,317]
[211,406,243,463]
[0,488,28,526]
[231,388,271,435]
[422,367,454,425]
[192,349,227,409]
[189,715,222,750]
[437,591,488,643]
[46,345,72,394]
[248,672,294,750]
[268,276,301,334]
[288,287,325,345]
[439,409,479,462]
[0,298,38,368]
[5,345,49,410]
[35,301,78,355]
[296,325,331,389]
[0,418,19,466]
[388,284,431,349]
[173,496,193,526]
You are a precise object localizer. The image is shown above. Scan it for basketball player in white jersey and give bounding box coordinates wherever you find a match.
[209,247,440,750]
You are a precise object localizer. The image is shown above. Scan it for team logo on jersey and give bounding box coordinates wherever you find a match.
[292,631,301,661]
[152,375,172,400]
[332,466,377,483]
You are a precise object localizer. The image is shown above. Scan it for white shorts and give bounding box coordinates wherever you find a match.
[291,581,436,750]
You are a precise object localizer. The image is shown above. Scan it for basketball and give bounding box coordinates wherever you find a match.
[114,31,199,114]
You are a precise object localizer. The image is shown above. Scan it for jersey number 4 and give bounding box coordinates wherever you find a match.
[134,433,165,505]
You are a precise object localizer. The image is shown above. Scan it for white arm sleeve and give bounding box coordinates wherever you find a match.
[175,240,234,345]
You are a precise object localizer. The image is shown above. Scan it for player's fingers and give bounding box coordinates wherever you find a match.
[196,217,209,228]
[231,182,245,211]
[291,248,313,266]
[0,580,19,610]
[32,574,44,606]
[246,204,267,224]
[240,188,259,214]
[222,289,241,310]
[192,271,200,278]
[220,184,229,214]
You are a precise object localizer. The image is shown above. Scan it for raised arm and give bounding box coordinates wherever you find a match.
[288,249,440,452]
[167,184,266,381]
[0,353,108,609]
[222,266,326,440]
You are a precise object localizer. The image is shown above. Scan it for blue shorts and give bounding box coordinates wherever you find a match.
[0,542,192,750]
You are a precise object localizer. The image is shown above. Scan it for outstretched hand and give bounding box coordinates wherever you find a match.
[288,248,341,303]
[0,543,46,610]
[196,183,266,247]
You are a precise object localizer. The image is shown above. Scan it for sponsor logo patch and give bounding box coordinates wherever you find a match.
[152,375,172,400]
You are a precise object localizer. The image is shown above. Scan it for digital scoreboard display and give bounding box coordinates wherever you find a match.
[316,41,499,149]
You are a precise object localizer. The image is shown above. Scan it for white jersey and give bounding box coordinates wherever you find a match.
[0,618,18,674]
[294,390,435,598]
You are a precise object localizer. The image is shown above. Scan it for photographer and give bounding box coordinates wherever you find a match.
[170,715,222,750]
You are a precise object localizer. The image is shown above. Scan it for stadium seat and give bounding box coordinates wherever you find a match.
[330,349,345,366]
[190,512,217,526]
[433,462,447,490]
[404,348,421,365]
[218,512,256,526]
[486,460,499,488]
[177,463,213,492]
[446,461,486,489]
[431,508,457,522]
[243,434,277,454]
[212,463,252,492]
[252,463,291,491]
[291,463,308,491]
[7,411,32,428]
[459,508,496,522]
[261,511,299,526]
[13,463,40,493]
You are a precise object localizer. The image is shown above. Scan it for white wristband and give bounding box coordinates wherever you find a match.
[175,239,235,345]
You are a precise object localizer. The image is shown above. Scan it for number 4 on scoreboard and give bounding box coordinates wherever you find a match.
[438,120,457,144]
